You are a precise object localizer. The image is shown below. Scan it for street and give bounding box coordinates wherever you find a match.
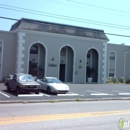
[0,101,130,130]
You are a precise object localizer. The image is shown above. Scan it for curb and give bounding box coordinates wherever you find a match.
[0,97,130,104]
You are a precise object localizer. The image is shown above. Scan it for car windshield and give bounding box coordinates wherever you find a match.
[19,75,35,82]
[46,78,62,83]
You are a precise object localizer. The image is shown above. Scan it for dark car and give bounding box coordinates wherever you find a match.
[4,73,41,95]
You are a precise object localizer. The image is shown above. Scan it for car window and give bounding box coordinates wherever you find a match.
[46,78,62,83]
[19,75,35,82]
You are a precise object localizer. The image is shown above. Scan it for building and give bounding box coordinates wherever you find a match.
[0,18,130,83]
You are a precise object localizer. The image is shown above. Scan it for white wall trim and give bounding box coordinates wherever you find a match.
[58,44,76,83]
[65,47,68,82]
[85,47,100,83]
[102,42,107,83]
[108,50,117,78]
[16,32,25,73]
[38,44,40,67]
[124,52,130,78]
[0,40,4,80]
[27,41,48,77]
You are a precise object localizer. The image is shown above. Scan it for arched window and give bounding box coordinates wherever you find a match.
[109,52,115,60]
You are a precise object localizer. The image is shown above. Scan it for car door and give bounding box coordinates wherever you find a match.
[41,78,48,90]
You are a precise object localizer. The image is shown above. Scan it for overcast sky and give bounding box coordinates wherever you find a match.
[0,0,130,44]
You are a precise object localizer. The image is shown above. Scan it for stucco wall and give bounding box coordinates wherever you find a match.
[18,30,106,83]
[0,31,17,80]
[107,43,130,80]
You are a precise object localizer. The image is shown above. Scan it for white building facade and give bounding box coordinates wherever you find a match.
[0,18,130,83]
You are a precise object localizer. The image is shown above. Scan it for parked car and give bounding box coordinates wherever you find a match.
[37,77,69,94]
[4,73,41,95]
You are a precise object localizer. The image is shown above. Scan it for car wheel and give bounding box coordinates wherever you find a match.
[7,84,11,92]
[35,92,39,94]
[16,87,20,96]
[47,87,51,94]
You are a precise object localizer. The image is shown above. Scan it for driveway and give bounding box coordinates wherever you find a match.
[0,83,130,102]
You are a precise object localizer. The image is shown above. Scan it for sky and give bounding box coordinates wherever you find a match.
[0,0,130,44]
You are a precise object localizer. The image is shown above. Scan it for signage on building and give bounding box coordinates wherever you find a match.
[48,63,57,67]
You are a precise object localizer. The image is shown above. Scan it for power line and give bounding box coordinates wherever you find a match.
[1,16,130,38]
[48,0,130,18]
[0,4,130,30]
[0,16,18,21]
[67,0,130,14]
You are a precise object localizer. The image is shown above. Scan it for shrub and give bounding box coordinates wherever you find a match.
[112,76,119,83]
[106,77,113,83]
[126,78,130,84]
[119,77,125,83]
[106,77,119,83]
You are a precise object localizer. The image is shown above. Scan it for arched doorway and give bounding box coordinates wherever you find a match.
[86,49,98,82]
[29,43,46,78]
[59,46,74,82]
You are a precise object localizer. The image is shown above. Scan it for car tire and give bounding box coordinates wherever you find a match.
[47,87,51,94]
[16,87,20,96]
[7,84,11,92]
[35,92,39,94]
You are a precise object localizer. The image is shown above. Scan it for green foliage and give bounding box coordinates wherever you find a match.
[106,77,113,83]
[75,98,82,102]
[22,101,28,104]
[126,78,130,84]
[112,76,119,83]
[119,77,125,83]
[106,77,119,83]
[50,100,58,103]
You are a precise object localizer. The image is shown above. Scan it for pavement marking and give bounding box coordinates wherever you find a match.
[42,93,50,97]
[118,93,130,95]
[112,90,124,92]
[18,93,44,97]
[90,93,112,96]
[0,92,10,98]
[87,90,113,96]
[112,90,130,95]
[57,92,80,96]
[0,110,130,125]
[69,92,84,96]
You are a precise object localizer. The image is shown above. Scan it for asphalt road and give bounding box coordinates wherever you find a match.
[0,83,130,102]
[0,101,130,130]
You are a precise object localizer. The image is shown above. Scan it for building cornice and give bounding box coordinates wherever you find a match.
[15,29,109,43]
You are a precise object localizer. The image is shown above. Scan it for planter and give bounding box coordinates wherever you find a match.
[88,77,92,83]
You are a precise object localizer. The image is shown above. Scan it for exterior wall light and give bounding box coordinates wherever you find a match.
[52,57,54,61]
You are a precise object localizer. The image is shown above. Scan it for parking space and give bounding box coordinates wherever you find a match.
[1,83,130,101]
[0,91,10,98]
[0,83,83,100]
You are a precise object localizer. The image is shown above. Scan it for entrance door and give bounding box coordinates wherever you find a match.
[59,64,65,82]
[59,46,74,82]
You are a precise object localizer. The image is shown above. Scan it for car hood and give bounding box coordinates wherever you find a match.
[47,83,69,90]
[19,81,40,86]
